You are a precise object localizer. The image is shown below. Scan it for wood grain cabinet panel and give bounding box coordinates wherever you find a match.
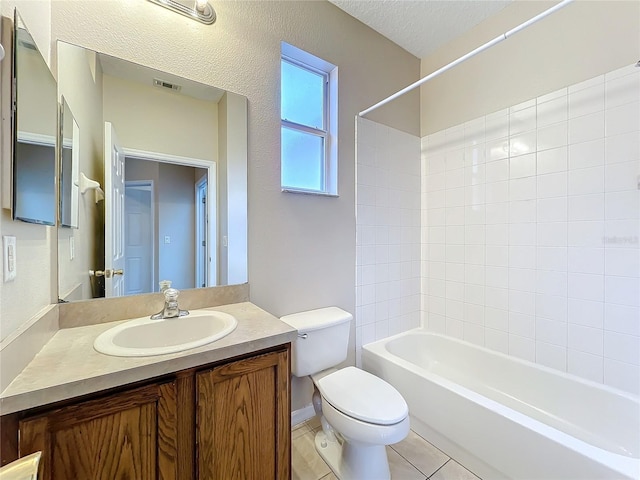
[196,350,290,480]
[18,381,178,480]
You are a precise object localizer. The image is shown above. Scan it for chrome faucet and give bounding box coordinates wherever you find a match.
[151,288,189,319]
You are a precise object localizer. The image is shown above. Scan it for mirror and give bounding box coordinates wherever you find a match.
[59,97,80,228]
[12,11,57,225]
[56,41,248,302]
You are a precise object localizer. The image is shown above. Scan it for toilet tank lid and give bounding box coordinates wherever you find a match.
[280,307,352,332]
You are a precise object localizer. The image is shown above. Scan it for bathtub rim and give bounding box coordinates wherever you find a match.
[362,328,640,480]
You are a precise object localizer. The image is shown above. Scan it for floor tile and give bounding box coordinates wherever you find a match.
[390,430,449,477]
[430,460,481,480]
[387,447,428,480]
[306,415,322,432]
[291,430,331,480]
[319,473,338,480]
[292,421,311,440]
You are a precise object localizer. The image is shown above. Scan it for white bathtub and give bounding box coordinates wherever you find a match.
[362,329,640,480]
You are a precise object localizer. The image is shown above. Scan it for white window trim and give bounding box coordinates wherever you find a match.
[281,42,338,197]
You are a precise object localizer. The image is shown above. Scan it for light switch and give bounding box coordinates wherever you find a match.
[3,236,16,282]
[164,236,171,244]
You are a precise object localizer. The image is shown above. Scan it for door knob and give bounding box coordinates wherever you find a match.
[90,269,124,278]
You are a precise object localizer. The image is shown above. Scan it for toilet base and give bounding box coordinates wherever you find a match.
[314,430,391,480]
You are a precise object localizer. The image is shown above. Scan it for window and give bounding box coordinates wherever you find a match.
[281,43,337,195]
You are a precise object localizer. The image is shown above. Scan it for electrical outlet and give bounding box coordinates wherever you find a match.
[3,236,17,282]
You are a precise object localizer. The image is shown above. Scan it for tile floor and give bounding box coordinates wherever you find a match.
[292,418,481,480]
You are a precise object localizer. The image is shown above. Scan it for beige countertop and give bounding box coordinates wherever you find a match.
[0,302,296,415]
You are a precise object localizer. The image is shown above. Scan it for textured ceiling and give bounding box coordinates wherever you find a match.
[328,0,512,59]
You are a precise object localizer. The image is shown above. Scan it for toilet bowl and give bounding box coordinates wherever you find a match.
[281,307,410,480]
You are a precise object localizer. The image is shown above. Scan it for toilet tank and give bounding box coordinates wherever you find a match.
[280,307,352,377]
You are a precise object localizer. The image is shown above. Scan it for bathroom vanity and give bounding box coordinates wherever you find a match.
[0,300,295,480]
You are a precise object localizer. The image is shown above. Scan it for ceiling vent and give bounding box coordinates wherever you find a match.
[153,78,182,92]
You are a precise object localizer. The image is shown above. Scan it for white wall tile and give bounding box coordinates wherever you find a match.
[605,131,640,164]
[537,197,568,222]
[606,72,640,109]
[537,172,567,199]
[604,358,640,395]
[485,307,509,332]
[485,328,509,353]
[509,334,535,361]
[568,247,604,274]
[536,270,568,297]
[606,101,640,137]
[569,83,605,119]
[605,248,639,277]
[605,161,639,192]
[568,166,604,196]
[538,122,568,151]
[568,272,605,302]
[568,349,603,383]
[568,298,604,328]
[536,317,568,346]
[568,221,604,247]
[605,191,639,220]
[537,146,567,174]
[485,158,510,182]
[604,303,640,336]
[568,194,605,221]
[537,222,567,247]
[536,341,567,371]
[536,294,567,322]
[510,153,537,179]
[537,96,567,128]
[604,331,640,365]
[568,111,605,144]
[605,276,639,307]
[419,67,639,394]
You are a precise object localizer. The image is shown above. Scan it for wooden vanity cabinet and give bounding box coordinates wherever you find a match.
[19,381,179,480]
[3,345,291,480]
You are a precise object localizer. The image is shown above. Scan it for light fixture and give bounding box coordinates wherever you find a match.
[148,0,216,25]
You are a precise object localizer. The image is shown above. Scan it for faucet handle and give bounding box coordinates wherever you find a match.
[164,288,180,301]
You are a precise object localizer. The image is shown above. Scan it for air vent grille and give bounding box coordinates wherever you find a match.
[153,78,182,92]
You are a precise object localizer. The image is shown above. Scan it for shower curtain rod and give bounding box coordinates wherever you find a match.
[359,0,574,117]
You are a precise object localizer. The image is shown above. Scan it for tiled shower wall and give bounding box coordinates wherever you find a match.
[422,64,640,395]
[355,117,421,366]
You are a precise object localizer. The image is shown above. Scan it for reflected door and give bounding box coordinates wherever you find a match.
[104,122,126,297]
[125,182,154,295]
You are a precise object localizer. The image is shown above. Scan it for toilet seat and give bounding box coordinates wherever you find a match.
[317,367,408,426]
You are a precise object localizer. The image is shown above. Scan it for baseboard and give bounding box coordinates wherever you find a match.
[291,403,315,427]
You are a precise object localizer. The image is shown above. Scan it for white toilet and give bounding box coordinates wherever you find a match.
[281,307,409,480]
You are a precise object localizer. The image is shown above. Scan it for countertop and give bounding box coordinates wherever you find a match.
[0,302,296,415]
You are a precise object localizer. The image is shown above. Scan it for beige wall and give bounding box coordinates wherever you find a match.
[57,41,104,301]
[1,1,419,410]
[0,0,54,343]
[103,74,218,161]
[420,0,640,135]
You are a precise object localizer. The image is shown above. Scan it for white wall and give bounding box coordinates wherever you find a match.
[355,117,421,366]
[422,63,639,395]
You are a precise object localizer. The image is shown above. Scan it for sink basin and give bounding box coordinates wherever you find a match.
[94,310,237,357]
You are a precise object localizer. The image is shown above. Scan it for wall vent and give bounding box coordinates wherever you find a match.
[153,78,182,92]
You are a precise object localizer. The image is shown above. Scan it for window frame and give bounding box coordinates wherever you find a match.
[280,44,337,196]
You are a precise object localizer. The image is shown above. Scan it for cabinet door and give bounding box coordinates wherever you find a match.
[19,381,178,480]
[197,349,290,480]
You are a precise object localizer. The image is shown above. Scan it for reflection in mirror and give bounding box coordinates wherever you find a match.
[56,41,248,302]
[12,11,57,225]
[59,97,80,228]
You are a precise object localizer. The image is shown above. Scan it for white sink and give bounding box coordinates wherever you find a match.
[94,309,237,357]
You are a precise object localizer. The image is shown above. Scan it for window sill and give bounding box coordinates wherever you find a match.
[282,188,339,198]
